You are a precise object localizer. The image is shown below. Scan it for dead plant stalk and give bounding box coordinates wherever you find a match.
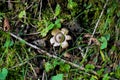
[9,32,98,76]
[84,0,109,57]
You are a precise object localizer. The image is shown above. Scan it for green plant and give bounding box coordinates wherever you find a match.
[99,34,110,49]
[44,60,62,72]
[4,38,14,48]
[115,66,120,78]
[102,73,110,80]
[90,75,98,80]
[51,74,63,80]
[67,0,78,10]
[85,64,95,72]
[54,4,61,17]
[98,34,110,61]
[0,68,8,80]
[67,0,78,16]
[97,69,104,77]
[39,19,61,37]
[18,10,26,19]
[0,12,5,22]
[60,64,71,72]
[99,37,107,50]
[44,60,71,74]
[45,62,53,72]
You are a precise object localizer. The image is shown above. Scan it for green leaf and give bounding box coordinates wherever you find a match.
[86,4,92,9]
[52,74,63,80]
[0,73,4,80]
[41,23,54,37]
[85,64,95,72]
[47,23,55,30]
[0,12,4,22]
[41,28,49,37]
[4,39,14,48]
[0,68,8,80]
[18,10,26,18]
[100,50,105,61]
[102,73,110,80]
[55,19,61,28]
[1,68,8,78]
[104,34,110,41]
[117,11,120,17]
[85,64,95,70]
[67,0,78,10]
[97,69,104,76]
[115,66,120,78]
[55,4,61,17]
[90,76,97,80]
[60,64,70,72]
[4,39,10,48]
[45,62,53,72]
[99,37,107,49]
[53,60,60,68]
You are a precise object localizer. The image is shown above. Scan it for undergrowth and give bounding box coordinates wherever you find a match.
[0,0,120,80]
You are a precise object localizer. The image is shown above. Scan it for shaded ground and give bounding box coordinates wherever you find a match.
[0,0,120,80]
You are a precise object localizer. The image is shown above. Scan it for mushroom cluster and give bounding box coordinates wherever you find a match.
[50,28,72,49]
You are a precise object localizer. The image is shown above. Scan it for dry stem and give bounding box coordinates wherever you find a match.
[84,0,109,58]
[9,32,98,76]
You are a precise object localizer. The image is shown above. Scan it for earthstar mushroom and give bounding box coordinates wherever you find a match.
[50,28,72,49]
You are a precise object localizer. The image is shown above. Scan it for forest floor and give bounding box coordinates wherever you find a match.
[0,0,120,80]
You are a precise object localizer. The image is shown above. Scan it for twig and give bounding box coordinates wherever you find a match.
[9,32,98,76]
[24,32,40,36]
[38,0,42,21]
[0,0,21,3]
[10,33,40,50]
[48,0,54,14]
[28,62,37,77]
[42,71,45,80]
[10,60,28,69]
[47,0,56,19]
[26,2,34,10]
[84,0,109,58]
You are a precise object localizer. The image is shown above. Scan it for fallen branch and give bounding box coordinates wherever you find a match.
[9,32,98,76]
[0,26,98,75]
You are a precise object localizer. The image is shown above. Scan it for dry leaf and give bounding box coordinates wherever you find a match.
[3,18,10,31]
[84,33,92,38]
[90,37,100,46]
[63,52,71,58]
